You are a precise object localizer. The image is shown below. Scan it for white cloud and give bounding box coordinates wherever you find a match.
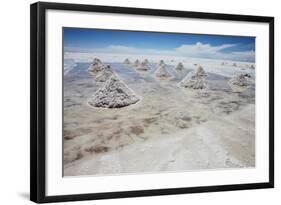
[174,42,254,61]
[176,42,236,55]
[65,42,255,62]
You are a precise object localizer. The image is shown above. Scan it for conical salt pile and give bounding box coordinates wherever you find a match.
[178,66,208,89]
[191,66,207,78]
[95,65,115,83]
[134,59,140,67]
[154,64,173,79]
[158,60,166,67]
[88,58,104,74]
[123,58,130,65]
[175,62,184,73]
[89,75,140,108]
[228,73,251,87]
[137,61,149,71]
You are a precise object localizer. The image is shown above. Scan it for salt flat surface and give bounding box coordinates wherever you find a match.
[64,59,77,76]
[63,55,255,176]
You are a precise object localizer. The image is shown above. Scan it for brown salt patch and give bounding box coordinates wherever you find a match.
[130,126,144,135]
[64,130,76,140]
[85,146,109,154]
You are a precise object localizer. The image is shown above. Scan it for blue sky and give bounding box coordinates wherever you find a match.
[64,27,255,62]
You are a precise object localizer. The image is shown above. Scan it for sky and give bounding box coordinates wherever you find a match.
[64,27,255,62]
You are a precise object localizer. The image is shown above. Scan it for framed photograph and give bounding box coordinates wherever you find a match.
[30,2,274,203]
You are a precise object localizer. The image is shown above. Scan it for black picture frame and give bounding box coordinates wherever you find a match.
[30,1,274,203]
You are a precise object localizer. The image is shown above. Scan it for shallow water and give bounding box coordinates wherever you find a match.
[64,62,255,176]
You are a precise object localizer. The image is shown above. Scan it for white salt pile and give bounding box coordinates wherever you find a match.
[134,59,140,67]
[154,63,173,79]
[175,62,184,73]
[137,61,149,71]
[158,59,166,67]
[228,73,252,87]
[88,58,104,74]
[95,65,115,83]
[178,66,208,89]
[89,75,140,108]
[123,58,130,65]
